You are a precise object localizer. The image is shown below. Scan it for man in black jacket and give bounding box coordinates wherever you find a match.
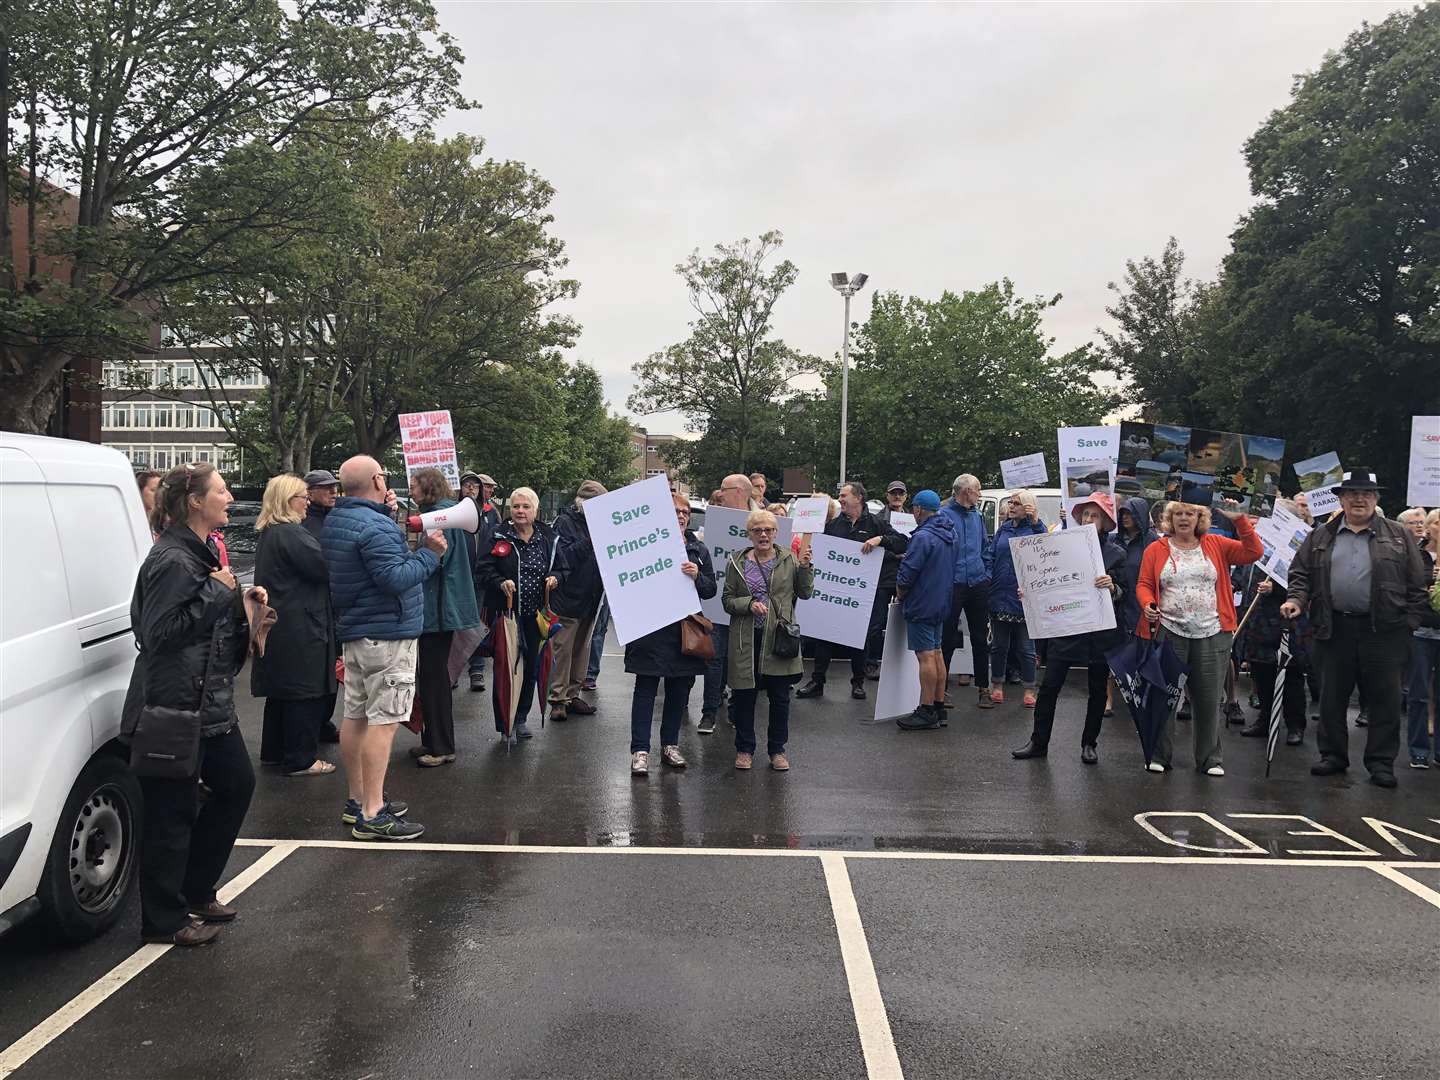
[548,480,607,721]
[1282,468,1430,787]
[301,469,340,539]
[870,480,911,675]
[797,481,909,700]
[460,471,503,691]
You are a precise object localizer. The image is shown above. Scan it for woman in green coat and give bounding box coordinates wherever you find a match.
[722,508,815,771]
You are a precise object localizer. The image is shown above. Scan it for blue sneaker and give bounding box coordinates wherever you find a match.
[1409,757,1430,770]
[341,796,409,825]
[351,812,425,841]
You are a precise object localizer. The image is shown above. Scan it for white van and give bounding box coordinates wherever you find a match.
[1,434,150,940]
[978,487,1066,535]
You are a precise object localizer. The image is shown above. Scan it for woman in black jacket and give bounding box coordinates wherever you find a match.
[473,486,561,740]
[128,463,257,946]
[1012,494,1128,765]
[626,494,717,774]
[253,474,338,776]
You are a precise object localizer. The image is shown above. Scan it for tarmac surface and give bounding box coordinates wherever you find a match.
[2,633,1438,1079]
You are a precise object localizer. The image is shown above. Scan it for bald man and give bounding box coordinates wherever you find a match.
[698,474,762,733]
[322,455,446,840]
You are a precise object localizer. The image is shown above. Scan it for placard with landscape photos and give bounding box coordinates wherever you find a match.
[1114,421,1283,517]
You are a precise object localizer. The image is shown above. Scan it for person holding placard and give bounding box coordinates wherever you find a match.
[1012,495,1126,763]
[796,481,907,701]
[722,509,815,771]
[625,493,717,775]
[1406,510,1440,769]
[698,474,761,734]
[1136,500,1263,776]
[988,491,1047,707]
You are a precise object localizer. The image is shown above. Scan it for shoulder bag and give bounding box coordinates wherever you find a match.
[758,556,802,659]
[680,612,715,660]
[129,619,222,780]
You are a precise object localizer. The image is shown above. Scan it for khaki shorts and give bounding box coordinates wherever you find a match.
[342,637,419,725]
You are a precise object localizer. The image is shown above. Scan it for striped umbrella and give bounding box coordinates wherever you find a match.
[1265,629,1291,777]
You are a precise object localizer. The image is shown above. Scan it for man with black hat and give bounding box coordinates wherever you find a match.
[1282,467,1429,787]
[301,469,340,540]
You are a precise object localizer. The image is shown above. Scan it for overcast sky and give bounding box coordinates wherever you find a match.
[433,1,1406,432]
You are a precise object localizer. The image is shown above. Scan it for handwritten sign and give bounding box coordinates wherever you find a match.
[888,511,917,536]
[1000,452,1048,491]
[796,534,883,648]
[1408,416,1440,508]
[399,410,459,488]
[699,505,793,626]
[789,497,831,534]
[583,475,697,645]
[1009,525,1115,639]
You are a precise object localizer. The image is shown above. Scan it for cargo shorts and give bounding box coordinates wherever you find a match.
[342,637,419,725]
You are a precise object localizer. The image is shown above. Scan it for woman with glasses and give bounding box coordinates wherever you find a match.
[721,509,814,771]
[253,474,338,777]
[624,493,717,774]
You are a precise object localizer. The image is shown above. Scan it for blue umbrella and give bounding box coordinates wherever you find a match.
[1107,635,1190,767]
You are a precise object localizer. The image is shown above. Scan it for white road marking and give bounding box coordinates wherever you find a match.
[1369,865,1440,911]
[821,853,904,1080]
[230,837,1440,868]
[0,842,297,1080]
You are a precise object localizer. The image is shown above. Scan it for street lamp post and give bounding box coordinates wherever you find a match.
[829,272,868,487]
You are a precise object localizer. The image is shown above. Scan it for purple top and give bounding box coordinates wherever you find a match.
[742,555,775,605]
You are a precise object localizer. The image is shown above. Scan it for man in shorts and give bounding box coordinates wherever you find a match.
[894,490,957,731]
[323,455,446,839]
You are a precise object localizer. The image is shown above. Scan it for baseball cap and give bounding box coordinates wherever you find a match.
[912,489,941,511]
[886,480,907,494]
[460,470,482,485]
[303,469,338,488]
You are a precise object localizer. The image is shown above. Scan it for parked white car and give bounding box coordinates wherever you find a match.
[1,434,150,940]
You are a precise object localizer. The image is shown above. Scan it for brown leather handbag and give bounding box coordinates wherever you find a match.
[679,612,716,660]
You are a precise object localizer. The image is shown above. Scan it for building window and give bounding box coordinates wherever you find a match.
[174,404,194,429]
[131,448,150,467]
[110,404,129,428]
[152,403,172,428]
[194,448,212,464]
[132,404,151,428]
[153,449,170,470]
[174,362,195,386]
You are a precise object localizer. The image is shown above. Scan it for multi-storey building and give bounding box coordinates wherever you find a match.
[630,427,688,493]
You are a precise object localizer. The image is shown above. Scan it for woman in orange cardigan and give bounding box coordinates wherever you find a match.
[1136,501,1263,776]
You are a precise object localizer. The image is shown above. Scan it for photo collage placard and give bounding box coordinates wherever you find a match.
[1115,421,1284,517]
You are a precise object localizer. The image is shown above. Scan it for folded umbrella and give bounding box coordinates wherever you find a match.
[490,601,523,747]
[1107,634,1189,767]
[1265,629,1291,777]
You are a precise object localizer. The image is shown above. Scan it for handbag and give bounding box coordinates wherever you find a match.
[771,618,802,659]
[680,612,715,660]
[129,620,221,780]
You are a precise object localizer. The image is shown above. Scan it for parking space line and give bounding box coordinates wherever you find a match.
[1369,865,1440,911]
[820,854,904,1080]
[0,842,296,1080]
[231,837,1440,869]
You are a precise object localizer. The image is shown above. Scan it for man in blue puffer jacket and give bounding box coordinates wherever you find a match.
[323,455,445,842]
[895,490,956,730]
[940,473,995,709]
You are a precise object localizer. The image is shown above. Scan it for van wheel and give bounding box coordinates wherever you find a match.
[39,755,141,943]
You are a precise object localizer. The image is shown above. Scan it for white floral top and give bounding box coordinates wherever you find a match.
[1158,544,1221,639]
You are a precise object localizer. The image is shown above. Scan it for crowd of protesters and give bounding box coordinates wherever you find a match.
[123,456,1438,946]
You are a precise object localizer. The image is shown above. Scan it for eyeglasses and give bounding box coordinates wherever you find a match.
[288,494,310,502]
[748,526,776,535]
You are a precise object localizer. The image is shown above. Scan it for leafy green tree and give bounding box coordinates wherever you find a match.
[1,0,467,433]
[844,282,1115,494]
[629,231,819,475]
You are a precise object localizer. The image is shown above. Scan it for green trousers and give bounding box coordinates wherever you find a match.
[1156,629,1233,771]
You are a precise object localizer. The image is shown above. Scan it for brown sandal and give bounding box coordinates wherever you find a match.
[287,760,336,777]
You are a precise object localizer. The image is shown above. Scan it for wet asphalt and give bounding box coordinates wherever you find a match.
[2,636,1438,1079]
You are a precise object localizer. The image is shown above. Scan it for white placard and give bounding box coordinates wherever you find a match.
[583,475,697,646]
[888,512,917,536]
[1000,452,1048,491]
[874,601,920,721]
[948,646,975,676]
[1408,415,1440,508]
[1293,450,1343,517]
[1009,525,1116,639]
[1058,425,1119,516]
[789,497,831,534]
[796,534,884,648]
[399,410,460,488]
[700,505,793,626]
[1253,504,1311,589]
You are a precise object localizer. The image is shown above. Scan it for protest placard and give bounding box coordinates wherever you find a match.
[398,410,460,488]
[1058,426,1118,515]
[1408,416,1440,507]
[1009,526,1115,639]
[796,534,884,648]
[583,475,697,645]
[1115,420,1283,517]
[888,511,917,536]
[789,497,831,534]
[1293,450,1343,517]
[1000,452,1048,491]
[699,505,793,626]
[874,602,920,721]
[1253,503,1311,589]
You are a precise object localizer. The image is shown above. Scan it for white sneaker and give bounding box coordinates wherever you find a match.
[661,745,686,768]
[631,751,649,775]
[1146,762,1166,773]
[1205,765,1225,777]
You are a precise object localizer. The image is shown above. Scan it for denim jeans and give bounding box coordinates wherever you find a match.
[1406,635,1440,761]
[586,599,610,682]
[630,675,695,752]
[702,622,731,718]
[990,617,1036,687]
